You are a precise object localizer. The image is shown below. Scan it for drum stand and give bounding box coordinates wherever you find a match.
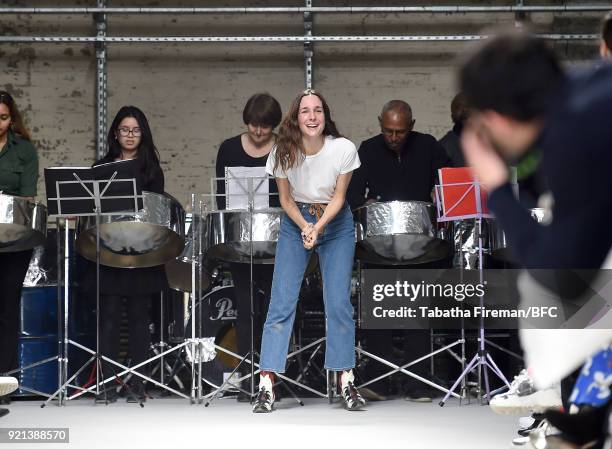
[147,291,187,393]
[439,217,511,406]
[354,259,464,401]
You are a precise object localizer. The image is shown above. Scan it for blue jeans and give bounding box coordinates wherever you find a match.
[259,202,356,373]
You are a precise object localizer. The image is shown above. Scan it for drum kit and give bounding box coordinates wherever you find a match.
[1,178,545,404]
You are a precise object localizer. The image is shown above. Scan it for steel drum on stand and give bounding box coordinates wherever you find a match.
[75,191,185,268]
[354,201,452,265]
[205,208,283,264]
[0,193,47,252]
[165,212,212,293]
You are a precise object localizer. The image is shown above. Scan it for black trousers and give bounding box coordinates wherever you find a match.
[0,250,33,374]
[229,263,273,363]
[99,294,151,383]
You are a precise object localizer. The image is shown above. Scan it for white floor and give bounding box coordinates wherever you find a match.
[2,396,519,449]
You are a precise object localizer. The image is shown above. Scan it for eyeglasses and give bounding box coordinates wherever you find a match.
[117,127,142,137]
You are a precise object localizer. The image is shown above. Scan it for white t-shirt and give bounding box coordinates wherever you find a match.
[266,136,361,204]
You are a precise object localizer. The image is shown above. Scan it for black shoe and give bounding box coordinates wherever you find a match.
[0,408,9,418]
[95,388,118,404]
[358,387,387,402]
[404,388,434,403]
[518,414,545,437]
[126,383,147,403]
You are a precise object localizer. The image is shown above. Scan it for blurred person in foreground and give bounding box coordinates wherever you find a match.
[459,32,612,448]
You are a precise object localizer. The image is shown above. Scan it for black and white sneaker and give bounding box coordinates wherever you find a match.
[340,370,365,411]
[252,375,275,414]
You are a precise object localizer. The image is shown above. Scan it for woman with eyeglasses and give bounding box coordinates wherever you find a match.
[253,90,364,413]
[0,91,39,416]
[92,106,166,403]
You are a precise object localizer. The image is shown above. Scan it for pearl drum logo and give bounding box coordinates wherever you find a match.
[210,296,237,321]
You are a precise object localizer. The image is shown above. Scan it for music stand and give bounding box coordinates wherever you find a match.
[43,162,201,406]
[40,161,142,405]
[201,175,305,407]
[435,167,511,406]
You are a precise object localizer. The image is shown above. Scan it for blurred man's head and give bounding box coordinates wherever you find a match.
[600,12,612,59]
[378,100,415,153]
[460,33,564,162]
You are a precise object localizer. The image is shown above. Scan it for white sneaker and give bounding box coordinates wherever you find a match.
[518,415,537,431]
[340,370,365,411]
[0,377,18,397]
[511,420,558,449]
[490,370,561,415]
[529,420,558,449]
[511,435,531,448]
[252,374,275,413]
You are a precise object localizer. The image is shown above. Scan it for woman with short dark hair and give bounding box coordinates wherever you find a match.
[214,93,282,401]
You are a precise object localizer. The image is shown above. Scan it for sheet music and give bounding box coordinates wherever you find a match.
[225,166,269,210]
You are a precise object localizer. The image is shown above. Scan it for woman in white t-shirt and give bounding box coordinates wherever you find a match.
[253,89,364,413]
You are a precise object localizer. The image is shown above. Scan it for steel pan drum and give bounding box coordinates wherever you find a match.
[451,218,499,269]
[354,201,452,265]
[165,213,212,292]
[0,193,47,252]
[205,208,283,264]
[75,191,185,268]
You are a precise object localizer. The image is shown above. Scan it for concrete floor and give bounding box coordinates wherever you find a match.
[1,396,519,449]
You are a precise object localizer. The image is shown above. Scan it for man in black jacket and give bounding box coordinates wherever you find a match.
[348,100,452,401]
[348,100,451,207]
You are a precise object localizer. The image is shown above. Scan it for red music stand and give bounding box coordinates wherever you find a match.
[435,167,492,222]
[435,167,511,407]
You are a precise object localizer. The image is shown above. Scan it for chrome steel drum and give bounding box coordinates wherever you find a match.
[0,193,47,252]
[75,191,185,268]
[165,213,212,292]
[205,208,282,264]
[490,208,547,261]
[354,201,452,265]
[452,218,498,269]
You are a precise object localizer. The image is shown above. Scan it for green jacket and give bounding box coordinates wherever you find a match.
[0,130,39,197]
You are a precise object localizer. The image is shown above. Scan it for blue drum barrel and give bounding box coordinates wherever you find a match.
[16,287,59,396]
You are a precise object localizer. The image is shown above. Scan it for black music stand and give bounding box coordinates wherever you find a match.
[42,160,146,407]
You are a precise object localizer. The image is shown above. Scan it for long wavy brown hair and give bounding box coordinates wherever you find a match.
[273,90,341,173]
[0,91,31,141]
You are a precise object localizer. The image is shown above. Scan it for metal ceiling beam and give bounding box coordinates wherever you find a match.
[0,5,611,14]
[0,34,598,43]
